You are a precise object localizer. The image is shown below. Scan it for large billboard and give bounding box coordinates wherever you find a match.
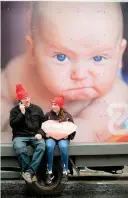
[1,2,128,143]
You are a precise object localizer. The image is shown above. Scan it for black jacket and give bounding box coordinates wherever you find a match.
[44,110,76,140]
[10,104,45,139]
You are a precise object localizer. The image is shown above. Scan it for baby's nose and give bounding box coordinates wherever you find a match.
[70,64,89,81]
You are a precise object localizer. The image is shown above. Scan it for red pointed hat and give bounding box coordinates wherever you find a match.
[16,84,29,100]
[52,96,64,108]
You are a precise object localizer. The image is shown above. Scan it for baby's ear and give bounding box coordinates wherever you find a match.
[119,39,127,69]
[25,35,35,57]
[121,38,127,54]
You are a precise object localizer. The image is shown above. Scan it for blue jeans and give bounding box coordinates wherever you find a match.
[13,137,45,174]
[46,138,69,172]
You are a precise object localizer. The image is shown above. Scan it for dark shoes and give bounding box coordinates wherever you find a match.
[46,172,68,185]
[46,173,55,185]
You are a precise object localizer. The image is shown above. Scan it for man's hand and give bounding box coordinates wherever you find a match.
[19,103,25,114]
[35,134,42,140]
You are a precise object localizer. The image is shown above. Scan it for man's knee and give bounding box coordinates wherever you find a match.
[13,138,27,155]
[13,144,28,155]
[36,140,45,152]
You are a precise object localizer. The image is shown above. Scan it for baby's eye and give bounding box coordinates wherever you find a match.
[93,56,106,62]
[56,54,68,62]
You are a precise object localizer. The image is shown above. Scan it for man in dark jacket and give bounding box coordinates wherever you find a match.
[9,84,45,183]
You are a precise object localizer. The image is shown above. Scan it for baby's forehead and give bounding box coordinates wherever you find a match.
[31,2,123,41]
[36,2,122,20]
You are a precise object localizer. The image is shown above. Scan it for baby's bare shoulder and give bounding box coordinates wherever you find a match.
[95,78,127,105]
[81,78,128,116]
[106,78,128,102]
[76,78,128,142]
[2,54,27,76]
[1,54,28,97]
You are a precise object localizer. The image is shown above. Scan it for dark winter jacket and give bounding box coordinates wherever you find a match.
[44,110,76,140]
[10,104,45,139]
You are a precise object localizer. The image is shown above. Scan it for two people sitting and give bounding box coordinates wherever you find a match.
[9,84,76,184]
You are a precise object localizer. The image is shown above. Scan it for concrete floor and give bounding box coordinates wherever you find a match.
[1,180,128,198]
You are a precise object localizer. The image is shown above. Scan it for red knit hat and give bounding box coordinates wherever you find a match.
[16,84,29,100]
[52,96,64,108]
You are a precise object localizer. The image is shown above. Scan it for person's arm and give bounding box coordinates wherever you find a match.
[9,108,25,128]
[26,107,45,132]
[37,109,47,138]
[38,112,50,137]
[43,112,49,122]
[39,112,51,138]
[67,114,76,140]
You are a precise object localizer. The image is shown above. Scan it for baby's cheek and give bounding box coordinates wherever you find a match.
[46,78,67,95]
[94,73,116,95]
[53,72,70,89]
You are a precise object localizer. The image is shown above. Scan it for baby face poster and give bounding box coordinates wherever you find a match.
[1,2,128,143]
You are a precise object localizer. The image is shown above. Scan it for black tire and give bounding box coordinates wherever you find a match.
[26,158,67,196]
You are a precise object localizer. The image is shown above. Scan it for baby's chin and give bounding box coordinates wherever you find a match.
[62,88,100,101]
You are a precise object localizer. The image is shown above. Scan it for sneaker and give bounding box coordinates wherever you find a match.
[22,172,32,183]
[46,173,54,185]
[32,175,38,182]
[63,170,68,176]
[62,171,68,182]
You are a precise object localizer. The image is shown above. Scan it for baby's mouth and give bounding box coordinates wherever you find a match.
[63,87,93,96]
[67,86,91,91]
[62,86,99,100]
